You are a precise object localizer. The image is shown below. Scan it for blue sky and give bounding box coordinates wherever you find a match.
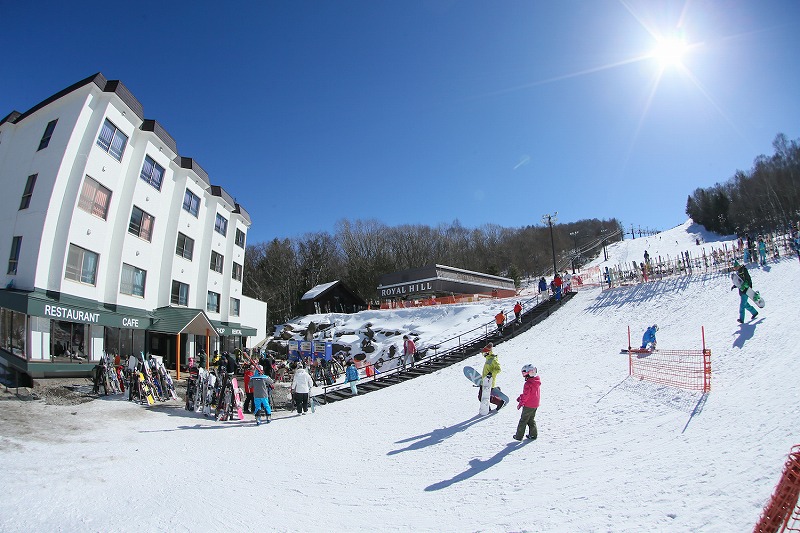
[3,1,798,243]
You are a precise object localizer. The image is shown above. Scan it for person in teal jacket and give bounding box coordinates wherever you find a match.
[344,360,360,395]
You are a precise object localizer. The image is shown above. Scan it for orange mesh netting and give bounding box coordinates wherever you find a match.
[754,445,800,533]
[628,349,711,393]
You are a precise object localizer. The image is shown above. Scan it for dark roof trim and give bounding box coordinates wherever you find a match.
[210,185,235,209]
[234,203,252,225]
[141,119,178,154]
[0,111,21,127]
[3,72,107,126]
[176,156,210,186]
[102,80,144,120]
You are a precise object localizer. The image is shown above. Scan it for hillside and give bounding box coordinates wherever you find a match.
[1,221,798,532]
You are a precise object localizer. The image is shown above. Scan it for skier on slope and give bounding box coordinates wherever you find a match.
[640,324,658,351]
[731,260,759,324]
[480,344,505,411]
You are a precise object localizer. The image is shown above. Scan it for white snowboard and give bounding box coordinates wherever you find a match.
[731,271,765,308]
[479,376,492,416]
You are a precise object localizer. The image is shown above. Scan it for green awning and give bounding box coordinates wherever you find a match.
[149,307,218,336]
[210,320,258,337]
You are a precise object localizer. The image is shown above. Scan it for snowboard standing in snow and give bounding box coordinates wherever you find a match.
[230,377,245,420]
[463,366,509,415]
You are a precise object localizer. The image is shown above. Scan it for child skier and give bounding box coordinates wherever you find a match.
[514,364,540,441]
[640,324,658,350]
[344,360,360,395]
[250,366,274,425]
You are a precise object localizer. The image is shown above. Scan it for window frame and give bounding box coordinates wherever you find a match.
[128,206,155,241]
[210,250,224,274]
[232,261,243,282]
[182,189,200,217]
[230,297,240,317]
[120,263,147,298]
[139,155,165,191]
[95,118,128,161]
[235,228,245,248]
[19,174,37,210]
[214,213,228,236]
[175,232,194,261]
[7,236,22,275]
[64,243,99,286]
[171,280,190,306]
[38,119,58,151]
[77,175,112,220]
[206,291,220,313]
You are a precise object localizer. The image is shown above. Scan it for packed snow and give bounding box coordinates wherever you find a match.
[1,220,798,532]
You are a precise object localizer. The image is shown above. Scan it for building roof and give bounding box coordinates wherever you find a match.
[149,307,219,336]
[301,281,340,301]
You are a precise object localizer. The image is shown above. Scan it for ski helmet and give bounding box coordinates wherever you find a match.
[652,324,658,331]
[521,364,537,378]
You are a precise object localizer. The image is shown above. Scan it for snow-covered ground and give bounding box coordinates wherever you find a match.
[1,220,798,532]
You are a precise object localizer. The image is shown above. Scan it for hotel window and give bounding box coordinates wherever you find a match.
[7,236,22,275]
[230,297,240,317]
[120,263,146,297]
[65,244,98,285]
[19,174,37,210]
[37,119,58,150]
[235,228,245,248]
[207,291,220,313]
[77,176,112,220]
[139,155,164,190]
[171,280,190,306]
[96,118,128,161]
[128,206,154,241]
[214,213,228,236]
[232,261,243,282]
[183,189,200,217]
[210,251,224,274]
[176,233,194,260]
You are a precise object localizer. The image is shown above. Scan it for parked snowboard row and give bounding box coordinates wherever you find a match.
[92,353,178,404]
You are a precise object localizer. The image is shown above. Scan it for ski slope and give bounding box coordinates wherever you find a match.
[1,220,798,532]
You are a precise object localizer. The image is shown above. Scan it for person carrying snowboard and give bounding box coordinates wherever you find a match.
[640,324,658,351]
[480,344,505,410]
[514,364,540,441]
[731,260,759,323]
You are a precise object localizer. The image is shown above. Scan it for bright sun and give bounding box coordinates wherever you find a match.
[651,36,689,68]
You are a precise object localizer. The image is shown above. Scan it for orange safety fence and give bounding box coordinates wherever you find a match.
[626,325,711,393]
[628,348,712,392]
[754,445,800,533]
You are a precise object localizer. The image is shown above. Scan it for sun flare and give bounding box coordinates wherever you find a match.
[651,36,689,68]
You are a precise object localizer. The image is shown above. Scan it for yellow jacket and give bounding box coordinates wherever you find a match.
[481,353,501,388]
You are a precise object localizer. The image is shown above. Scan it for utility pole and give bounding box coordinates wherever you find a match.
[542,212,558,275]
[569,230,579,273]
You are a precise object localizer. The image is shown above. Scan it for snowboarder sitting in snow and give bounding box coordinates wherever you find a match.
[480,344,505,411]
[640,324,658,351]
[731,260,759,324]
[514,364,540,441]
[250,365,274,424]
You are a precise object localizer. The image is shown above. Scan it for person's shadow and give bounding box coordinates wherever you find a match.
[733,317,763,348]
[425,440,534,491]
[388,414,492,455]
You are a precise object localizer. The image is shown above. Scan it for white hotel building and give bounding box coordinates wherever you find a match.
[0,73,266,381]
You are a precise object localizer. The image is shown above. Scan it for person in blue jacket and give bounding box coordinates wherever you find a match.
[640,324,658,350]
[250,366,274,425]
[538,277,547,294]
[344,360,360,395]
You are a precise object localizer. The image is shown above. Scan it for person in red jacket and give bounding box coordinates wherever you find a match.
[514,364,540,441]
[513,302,522,324]
[243,364,255,414]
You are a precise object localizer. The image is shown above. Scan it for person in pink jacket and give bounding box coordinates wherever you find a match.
[514,364,540,441]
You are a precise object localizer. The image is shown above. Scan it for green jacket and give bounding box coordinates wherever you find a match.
[481,353,501,388]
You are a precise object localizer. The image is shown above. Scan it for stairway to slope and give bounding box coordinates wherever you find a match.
[313,292,576,406]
